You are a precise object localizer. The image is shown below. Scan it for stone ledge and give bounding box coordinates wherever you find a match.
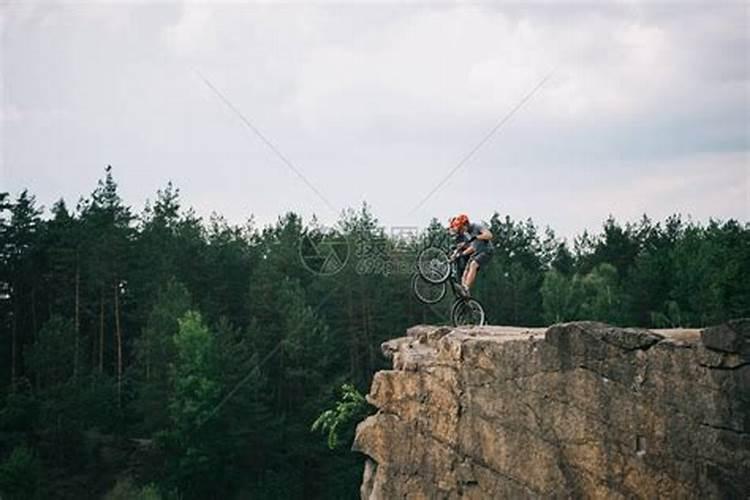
[354,320,750,499]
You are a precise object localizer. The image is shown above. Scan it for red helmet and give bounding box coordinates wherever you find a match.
[449,214,469,230]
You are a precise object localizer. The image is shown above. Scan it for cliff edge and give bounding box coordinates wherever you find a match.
[353,321,750,499]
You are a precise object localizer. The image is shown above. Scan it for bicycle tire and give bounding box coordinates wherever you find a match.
[417,246,451,284]
[412,273,447,304]
[451,297,486,326]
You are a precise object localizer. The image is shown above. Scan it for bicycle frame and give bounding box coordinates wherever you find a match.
[448,258,464,297]
[413,241,486,326]
[447,243,471,294]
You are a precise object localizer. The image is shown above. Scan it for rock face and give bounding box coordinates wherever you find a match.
[352,321,750,499]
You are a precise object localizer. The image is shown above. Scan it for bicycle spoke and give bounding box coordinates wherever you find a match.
[412,274,446,304]
[417,246,451,284]
[451,298,485,326]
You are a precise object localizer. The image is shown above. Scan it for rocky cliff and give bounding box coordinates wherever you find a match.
[353,321,750,499]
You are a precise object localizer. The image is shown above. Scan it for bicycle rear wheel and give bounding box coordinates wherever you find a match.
[417,246,451,284]
[451,297,486,326]
[412,273,447,304]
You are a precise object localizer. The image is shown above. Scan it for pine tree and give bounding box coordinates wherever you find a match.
[132,278,191,434]
[6,191,43,389]
[541,269,581,323]
[579,263,627,324]
[0,192,13,389]
[79,166,133,404]
[157,310,223,499]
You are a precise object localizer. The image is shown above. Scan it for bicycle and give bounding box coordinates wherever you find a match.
[411,243,486,326]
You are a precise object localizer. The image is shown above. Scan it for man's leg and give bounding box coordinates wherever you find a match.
[456,255,468,281]
[463,260,480,290]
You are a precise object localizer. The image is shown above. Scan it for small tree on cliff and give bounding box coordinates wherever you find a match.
[311,383,370,450]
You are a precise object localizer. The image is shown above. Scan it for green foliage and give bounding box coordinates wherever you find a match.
[157,310,224,499]
[104,478,163,500]
[650,300,684,328]
[579,263,627,323]
[472,214,545,325]
[169,311,221,427]
[0,385,38,435]
[542,263,628,324]
[0,444,45,500]
[132,279,192,433]
[312,384,371,450]
[24,315,76,390]
[2,169,748,499]
[73,373,121,431]
[541,269,581,323]
[243,469,304,500]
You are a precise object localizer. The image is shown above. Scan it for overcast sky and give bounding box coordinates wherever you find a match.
[2,0,748,238]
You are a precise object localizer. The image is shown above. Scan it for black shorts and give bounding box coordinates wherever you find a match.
[469,250,493,268]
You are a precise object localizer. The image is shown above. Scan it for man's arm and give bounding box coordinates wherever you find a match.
[460,226,492,256]
[466,226,493,244]
[476,228,493,241]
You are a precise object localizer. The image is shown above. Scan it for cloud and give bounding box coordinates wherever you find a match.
[572,151,749,226]
[2,0,747,237]
[162,4,217,56]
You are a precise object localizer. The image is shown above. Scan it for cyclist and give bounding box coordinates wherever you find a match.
[449,214,494,296]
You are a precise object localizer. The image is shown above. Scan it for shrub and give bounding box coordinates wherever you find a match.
[0,444,44,500]
[312,384,371,450]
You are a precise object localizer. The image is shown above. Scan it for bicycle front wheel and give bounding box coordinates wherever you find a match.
[451,298,486,326]
[412,273,447,304]
[417,246,451,284]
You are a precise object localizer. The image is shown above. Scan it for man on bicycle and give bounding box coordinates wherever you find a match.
[449,214,494,296]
